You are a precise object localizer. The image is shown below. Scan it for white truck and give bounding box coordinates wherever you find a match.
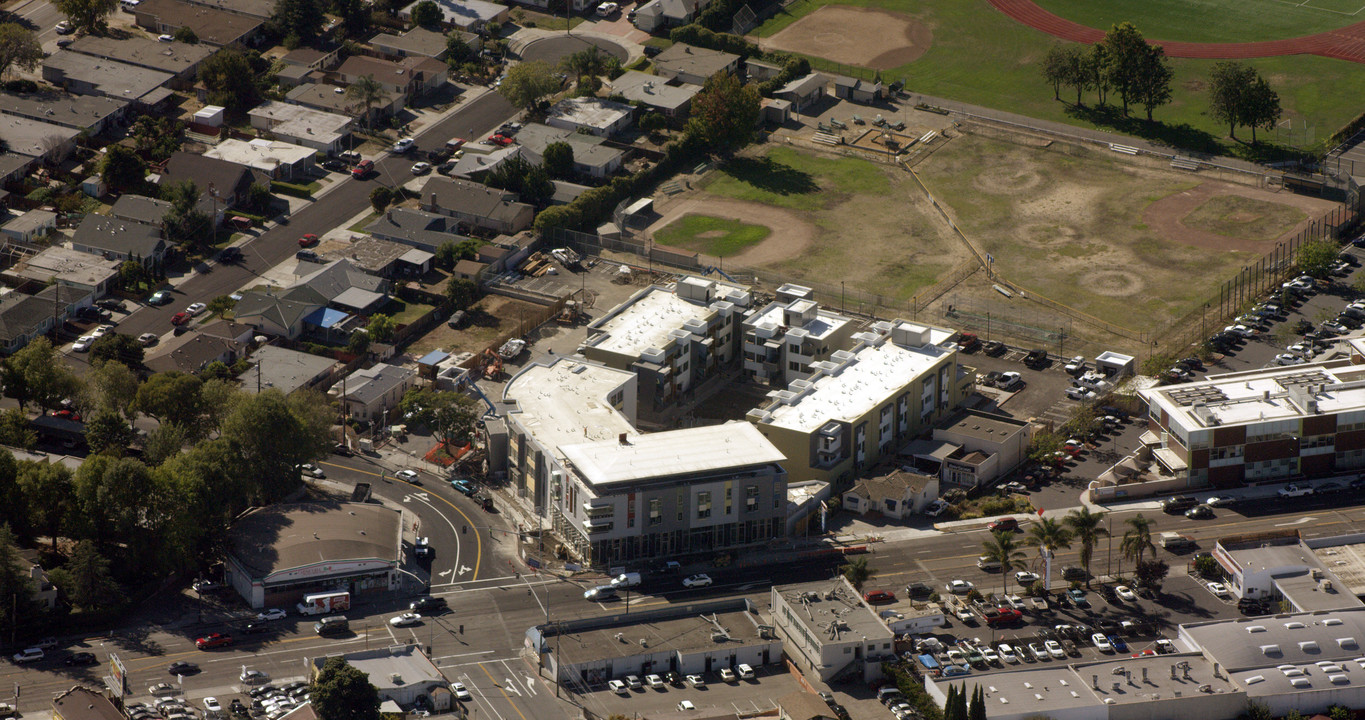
[1160,532,1196,551]
[296,591,351,616]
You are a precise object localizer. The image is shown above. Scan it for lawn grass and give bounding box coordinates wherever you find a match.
[1181,195,1307,242]
[1033,0,1357,43]
[386,299,436,325]
[655,215,772,256]
[701,145,891,210]
[511,7,585,30]
[752,0,1365,158]
[348,211,380,233]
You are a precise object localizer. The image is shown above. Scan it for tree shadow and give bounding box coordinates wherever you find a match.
[1062,102,1313,165]
[719,156,819,196]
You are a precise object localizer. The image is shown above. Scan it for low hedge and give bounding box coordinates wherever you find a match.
[271,180,312,198]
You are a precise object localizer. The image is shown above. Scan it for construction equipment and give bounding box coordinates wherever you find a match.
[550,247,581,268]
[557,300,579,325]
[479,348,503,379]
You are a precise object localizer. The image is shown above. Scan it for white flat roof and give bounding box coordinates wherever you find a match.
[757,333,951,433]
[204,138,314,171]
[747,302,850,341]
[560,422,785,486]
[588,286,713,357]
[1142,361,1365,429]
[503,359,636,453]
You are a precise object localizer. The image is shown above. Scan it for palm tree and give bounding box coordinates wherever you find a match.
[1025,517,1073,591]
[345,74,386,130]
[1121,513,1157,571]
[560,46,607,87]
[841,556,875,590]
[981,530,1029,597]
[1064,507,1108,586]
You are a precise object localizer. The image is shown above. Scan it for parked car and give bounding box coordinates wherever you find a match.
[682,573,712,588]
[983,340,1006,355]
[147,290,173,305]
[170,312,190,326]
[1092,634,1113,652]
[1279,484,1314,498]
[863,589,895,604]
[945,579,974,594]
[138,332,159,347]
[987,517,1018,532]
[298,234,319,247]
[411,161,432,175]
[391,138,415,153]
[351,160,374,178]
[11,648,42,664]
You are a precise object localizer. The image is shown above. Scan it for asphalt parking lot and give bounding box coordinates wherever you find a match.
[579,664,803,718]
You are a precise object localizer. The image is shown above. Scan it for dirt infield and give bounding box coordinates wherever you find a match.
[646,197,816,266]
[763,5,933,70]
[986,0,1365,62]
[1144,182,1326,252]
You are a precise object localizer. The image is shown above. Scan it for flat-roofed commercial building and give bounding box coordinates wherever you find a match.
[742,283,856,388]
[582,276,751,412]
[1140,359,1365,489]
[771,578,896,682]
[748,320,968,487]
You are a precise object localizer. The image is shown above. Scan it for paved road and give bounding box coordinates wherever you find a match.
[115,90,518,339]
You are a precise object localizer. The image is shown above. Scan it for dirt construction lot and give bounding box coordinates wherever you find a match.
[761,5,934,69]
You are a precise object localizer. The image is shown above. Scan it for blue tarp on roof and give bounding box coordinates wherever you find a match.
[303,306,348,329]
[418,349,450,366]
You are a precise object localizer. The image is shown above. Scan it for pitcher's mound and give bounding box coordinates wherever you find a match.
[764,6,932,70]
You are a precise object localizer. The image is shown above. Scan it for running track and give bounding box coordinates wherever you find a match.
[987,0,1365,63]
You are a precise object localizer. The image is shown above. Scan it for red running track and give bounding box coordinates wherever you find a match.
[987,0,1365,63]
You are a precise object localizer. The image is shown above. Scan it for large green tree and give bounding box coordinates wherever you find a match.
[1121,513,1157,570]
[332,0,370,36]
[312,657,381,720]
[560,46,608,86]
[52,0,117,35]
[0,24,44,78]
[445,278,477,310]
[345,75,387,129]
[272,0,326,43]
[18,461,72,550]
[90,333,144,367]
[1298,239,1340,279]
[399,387,480,448]
[541,141,575,179]
[100,144,147,194]
[85,407,135,456]
[365,314,397,343]
[70,455,158,549]
[0,407,36,450]
[129,116,183,162]
[143,423,190,467]
[410,0,441,27]
[686,71,760,152]
[199,48,263,108]
[0,525,36,642]
[48,539,117,610]
[840,555,875,590]
[4,338,82,412]
[1025,517,1072,590]
[220,389,330,501]
[1097,22,1150,116]
[88,360,140,420]
[136,372,206,434]
[483,153,552,206]
[1132,43,1173,121]
[1209,61,1281,142]
[498,60,561,111]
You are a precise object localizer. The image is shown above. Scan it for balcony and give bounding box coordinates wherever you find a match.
[583,503,614,517]
[584,518,613,533]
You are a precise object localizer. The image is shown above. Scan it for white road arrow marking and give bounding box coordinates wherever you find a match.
[523,676,537,695]
[1275,516,1317,527]
[458,565,472,575]
[438,569,453,578]
[503,679,521,696]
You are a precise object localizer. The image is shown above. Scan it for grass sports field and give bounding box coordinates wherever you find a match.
[654,215,771,256]
[1033,0,1363,43]
[752,0,1365,155]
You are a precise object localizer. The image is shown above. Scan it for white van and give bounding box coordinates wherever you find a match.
[610,572,642,588]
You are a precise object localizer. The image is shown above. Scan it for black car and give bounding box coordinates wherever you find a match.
[241,622,272,635]
[168,661,200,675]
[642,44,662,57]
[1061,565,1087,581]
[1185,505,1215,520]
[437,160,458,176]
[333,443,352,456]
[410,596,447,612]
[428,147,453,163]
[64,652,97,666]
[905,582,933,599]
[321,159,349,172]
[666,671,683,687]
[219,246,243,262]
[96,299,125,312]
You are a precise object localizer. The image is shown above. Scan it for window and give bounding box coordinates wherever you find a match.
[745,485,758,513]
[677,488,685,521]
[724,485,732,514]
[789,343,801,353]
[697,491,712,519]
[1210,445,1244,460]
[609,389,624,406]
[649,498,662,526]
[789,361,802,371]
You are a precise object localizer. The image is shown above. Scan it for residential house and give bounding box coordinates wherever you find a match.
[516,123,625,179]
[0,114,80,165]
[364,206,467,253]
[284,259,390,315]
[445,143,523,180]
[833,75,883,104]
[0,91,130,135]
[901,410,1031,490]
[399,0,509,30]
[841,468,939,519]
[653,43,738,85]
[545,97,633,138]
[110,194,172,228]
[132,0,264,46]
[0,284,89,355]
[453,258,485,281]
[369,27,468,60]
[778,692,837,720]
[145,328,248,375]
[5,246,120,297]
[346,236,435,278]
[250,101,354,154]
[204,138,317,181]
[232,291,319,339]
[420,177,535,235]
[0,155,32,185]
[281,46,342,72]
[41,52,174,109]
[70,215,167,268]
[285,84,403,126]
[747,319,969,487]
[775,73,826,112]
[65,35,213,88]
[335,363,417,422]
[181,0,275,18]
[157,151,263,219]
[608,71,700,117]
[335,55,447,101]
[630,0,710,32]
[746,59,783,82]
[0,210,57,244]
[16,551,57,609]
[244,344,338,395]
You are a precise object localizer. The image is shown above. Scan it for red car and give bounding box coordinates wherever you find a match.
[298,234,318,247]
[171,312,190,326]
[987,517,1018,532]
[195,633,232,649]
[863,589,896,605]
[351,159,374,178]
[487,134,513,146]
[54,410,81,422]
[985,608,1023,627]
